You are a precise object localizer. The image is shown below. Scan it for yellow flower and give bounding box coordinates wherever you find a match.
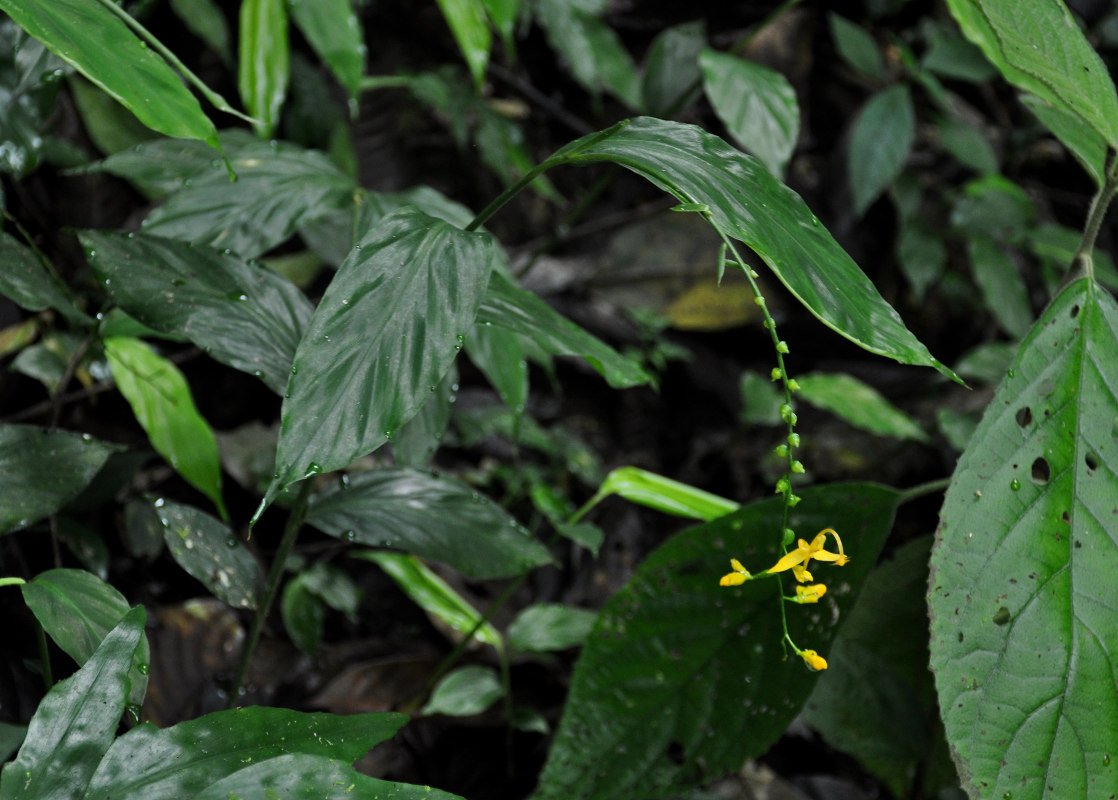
[767,528,848,583]
[793,584,827,603]
[800,649,827,671]
[719,558,752,586]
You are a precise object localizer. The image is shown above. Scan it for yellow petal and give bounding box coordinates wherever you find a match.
[720,572,748,586]
[769,548,806,574]
[800,649,827,671]
[729,558,749,574]
[791,564,813,583]
[794,584,826,603]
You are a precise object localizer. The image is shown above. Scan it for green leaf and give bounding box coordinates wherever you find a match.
[739,370,784,426]
[795,372,929,442]
[239,0,289,138]
[0,607,144,800]
[848,85,915,216]
[0,0,220,148]
[85,708,407,800]
[0,232,90,323]
[936,114,999,174]
[307,467,552,579]
[104,337,226,518]
[467,321,528,415]
[282,574,325,655]
[141,141,356,258]
[300,561,361,619]
[421,665,504,716]
[699,49,799,178]
[544,117,953,379]
[155,499,264,610]
[0,723,26,763]
[929,278,1118,799]
[263,207,498,510]
[507,604,597,652]
[950,174,1035,241]
[391,364,457,468]
[922,25,997,82]
[895,218,946,302]
[0,425,121,534]
[21,569,150,708]
[354,551,503,650]
[1021,93,1108,187]
[479,271,650,389]
[828,13,885,80]
[535,0,640,106]
[531,484,903,800]
[641,21,705,117]
[83,231,314,394]
[967,235,1033,338]
[481,0,518,52]
[67,74,155,157]
[286,0,365,102]
[169,0,233,66]
[585,466,739,521]
[436,0,491,92]
[945,0,1118,147]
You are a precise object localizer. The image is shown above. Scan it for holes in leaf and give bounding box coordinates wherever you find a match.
[1085,450,1100,471]
[1030,458,1050,485]
[1062,510,1070,524]
[666,741,685,765]
[1015,407,1032,428]
[1070,303,1080,319]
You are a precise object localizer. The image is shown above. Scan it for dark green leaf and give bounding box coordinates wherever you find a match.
[641,21,705,117]
[796,372,929,442]
[0,0,220,147]
[123,499,166,560]
[929,278,1118,799]
[287,0,364,102]
[421,665,504,716]
[1021,93,1108,188]
[264,207,498,508]
[84,231,313,394]
[307,467,552,579]
[0,424,121,534]
[104,337,226,518]
[0,231,90,323]
[0,723,26,763]
[895,217,947,302]
[391,364,457,468]
[936,115,998,174]
[739,370,786,426]
[531,484,902,800]
[435,0,490,91]
[238,0,289,138]
[301,561,361,619]
[467,321,528,415]
[922,25,997,82]
[85,708,407,800]
[950,174,1035,241]
[508,604,597,652]
[155,499,264,610]
[21,569,151,707]
[535,0,640,106]
[544,118,952,379]
[169,0,232,66]
[849,85,915,216]
[0,607,144,800]
[282,574,325,655]
[829,13,884,79]
[966,235,1033,338]
[66,74,154,156]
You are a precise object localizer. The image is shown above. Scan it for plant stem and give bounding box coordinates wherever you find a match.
[1074,150,1118,282]
[898,477,951,504]
[229,480,313,703]
[466,164,555,233]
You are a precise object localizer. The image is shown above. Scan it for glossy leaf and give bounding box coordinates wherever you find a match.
[84,231,313,394]
[929,278,1118,799]
[21,569,150,707]
[286,0,365,102]
[155,499,263,610]
[239,0,289,138]
[535,0,640,106]
[946,0,1118,147]
[104,337,226,518]
[507,604,597,652]
[436,0,491,92]
[0,232,90,323]
[307,468,552,579]
[0,724,25,763]
[467,321,528,415]
[795,372,929,442]
[354,551,504,650]
[421,665,504,716]
[584,466,739,521]
[967,235,1033,338]
[543,118,953,380]
[142,141,356,258]
[531,484,902,800]
[85,707,407,800]
[478,271,650,389]
[699,49,799,178]
[0,607,144,800]
[849,85,915,216]
[1021,93,1107,188]
[391,364,457,468]
[0,0,219,148]
[264,207,498,510]
[0,424,121,534]
[641,21,705,117]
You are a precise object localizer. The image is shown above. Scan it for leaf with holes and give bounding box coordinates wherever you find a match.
[929,277,1118,799]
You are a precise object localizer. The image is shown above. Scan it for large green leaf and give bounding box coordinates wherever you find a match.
[307,468,552,579]
[104,337,226,519]
[141,141,355,258]
[0,0,219,148]
[945,0,1118,148]
[640,21,705,118]
[535,0,640,107]
[239,0,289,138]
[21,569,150,708]
[391,364,457,468]
[84,231,313,394]
[699,49,799,178]
[542,118,952,379]
[85,708,406,800]
[848,85,915,217]
[0,232,90,323]
[929,277,1118,799]
[531,484,902,800]
[0,425,121,534]
[262,207,498,510]
[435,0,491,92]
[0,607,144,800]
[286,0,365,102]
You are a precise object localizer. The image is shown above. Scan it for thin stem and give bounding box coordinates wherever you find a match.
[1073,150,1118,282]
[425,578,518,694]
[466,163,555,233]
[898,477,951,505]
[229,480,313,702]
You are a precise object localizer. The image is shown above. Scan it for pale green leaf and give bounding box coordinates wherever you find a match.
[421,665,504,716]
[796,372,929,442]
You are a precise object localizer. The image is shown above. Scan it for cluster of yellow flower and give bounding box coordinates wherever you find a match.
[718,528,848,671]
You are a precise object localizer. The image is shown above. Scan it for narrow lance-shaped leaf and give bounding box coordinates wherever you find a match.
[239,0,289,138]
[848,85,915,217]
[928,278,1118,799]
[261,207,498,514]
[435,0,491,92]
[286,0,365,104]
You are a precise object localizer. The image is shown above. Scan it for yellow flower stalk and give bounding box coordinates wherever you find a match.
[767,528,848,583]
[799,649,827,671]
[719,558,752,586]
[793,583,827,603]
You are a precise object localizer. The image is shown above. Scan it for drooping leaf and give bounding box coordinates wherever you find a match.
[507,604,597,652]
[263,207,498,511]
[0,0,220,148]
[542,118,954,380]
[1021,93,1108,188]
[929,277,1118,800]
[84,231,313,394]
[0,607,145,800]
[531,484,902,800]
[0,232,91,323]
[286,0,365,102]
[699,49,799,178]
[795,372,929,442]
[104,337,226,518]
[307,468,552,579]
[0,425,121,534]
[848,85,915,216]
[21,569,150,708]
[154,499,264,610]
[421,665,504,716]
[641,21,705,118]
[239,0,289,138]
[435,0,491,92]
[84,708,407,800]
[583,466,739,521]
